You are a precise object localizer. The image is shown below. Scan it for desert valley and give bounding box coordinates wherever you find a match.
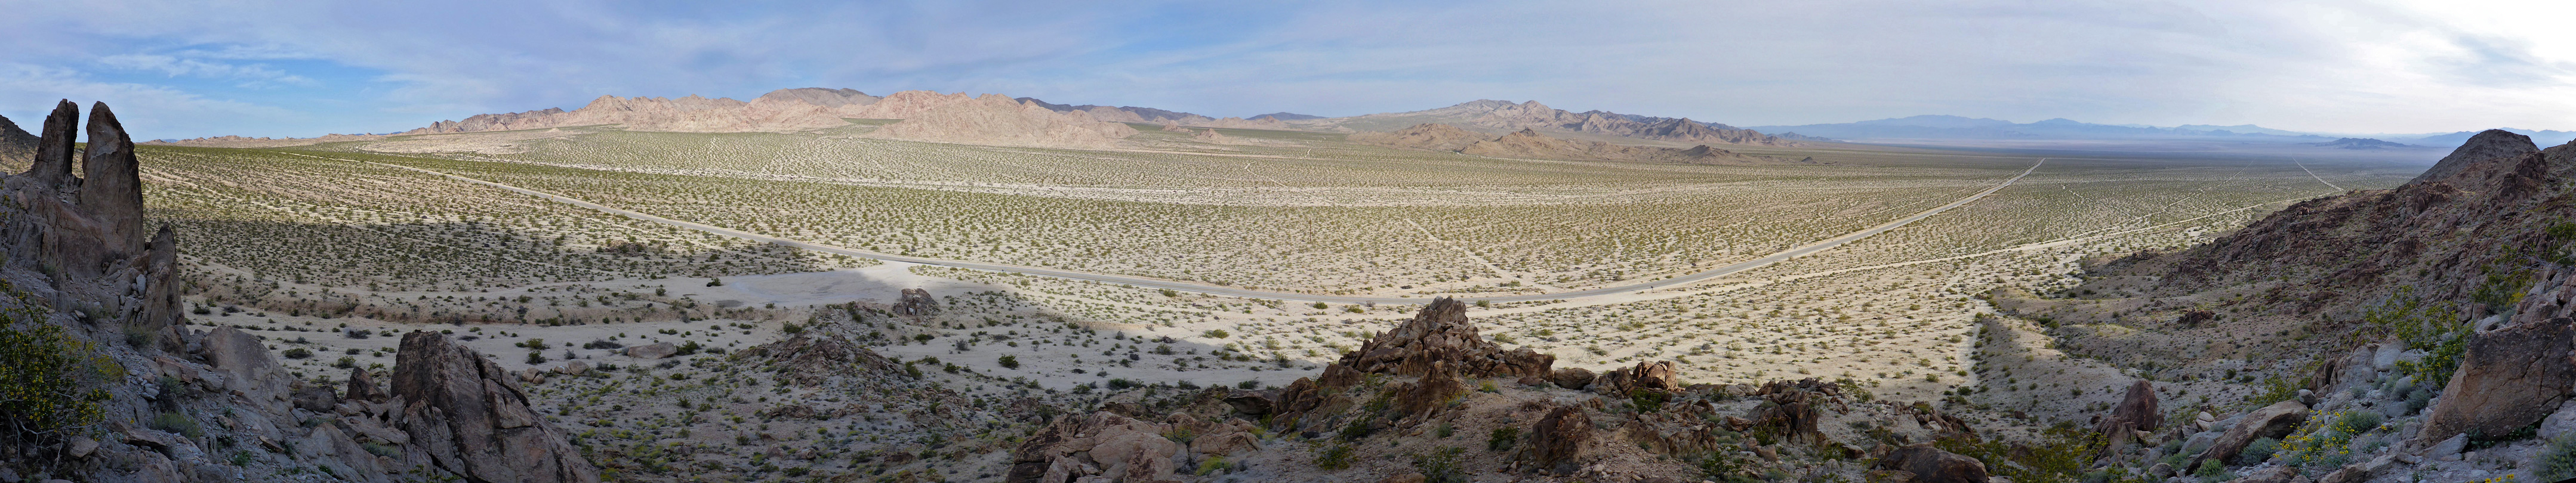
[5,4,2576,483]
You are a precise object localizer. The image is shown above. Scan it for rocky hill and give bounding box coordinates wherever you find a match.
[1019,98,1293,130]
[1989,129,2576,482]
[1293,100,1806,147]
[0,114,33,166]
[0,100,596,482]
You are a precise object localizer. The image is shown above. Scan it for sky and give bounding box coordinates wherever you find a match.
[4,0,2575,139]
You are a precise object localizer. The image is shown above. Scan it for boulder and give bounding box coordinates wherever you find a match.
[2096,379,2161,436]
[392,331,600,483]
[553,360,590,376]
[347,367,385,402]
[76,102,144,254]
[894,288,939,316]
[1591,360,1682,396]
[2416,317,2576,442]
[2193,400,2307,468]
[292,382,340,412]
[2229,465,2299,483]
[1339,297,1552,379]
[1549,367,1595,389]
[2540,400,2576,441]
[1394,362,1469,416]
[1518,406,1591,475]
[624,342,679,359]
[1872,444,1989,483]
[200,327,293,413]
[29,100,76,187]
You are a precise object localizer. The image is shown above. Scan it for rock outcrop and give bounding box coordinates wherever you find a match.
[895,287,939,316]
[1338,297,1553,379]
[1873,444,1991,483]
[391,331,600,483]
[2192,400,2307,468]
[2416,316,2576,442]
[1005,411,1182,483]
[1519,406,1592,475]
[1589,360,1683,396]
[2096,379,2161,453]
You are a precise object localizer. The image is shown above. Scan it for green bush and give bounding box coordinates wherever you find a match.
[1629,389,1669,413]
[0,310,120,453]
[2193,459,2229,481]
[1486,427,1520,451]
[282,348,314,359]
[2241,437,2280,463]
[2538,435,2576,482]
[1314,443,1354,470]
[1409,447,1466,483]
[150,411,203,440]
[998,355,1020,369]
[1697,451,1760,483]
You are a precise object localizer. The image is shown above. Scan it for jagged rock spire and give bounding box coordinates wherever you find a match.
[32,100,77,186]
[79,102,143,253]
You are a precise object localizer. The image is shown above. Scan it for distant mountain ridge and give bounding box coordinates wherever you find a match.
[1285,100,1806,147]
[1748,114,2342,142]
[1354,123,1808,165]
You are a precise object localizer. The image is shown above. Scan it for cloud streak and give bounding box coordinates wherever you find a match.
[2,0,2572,138]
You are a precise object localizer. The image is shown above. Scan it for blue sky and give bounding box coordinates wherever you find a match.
[5,0,2574,139]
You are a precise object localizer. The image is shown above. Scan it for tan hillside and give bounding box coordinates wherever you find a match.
[864,94,1140,148]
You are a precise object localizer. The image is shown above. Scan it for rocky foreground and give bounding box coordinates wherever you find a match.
[0,101,595,482]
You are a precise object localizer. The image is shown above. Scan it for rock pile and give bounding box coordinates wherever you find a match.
[1336,297,1552,379]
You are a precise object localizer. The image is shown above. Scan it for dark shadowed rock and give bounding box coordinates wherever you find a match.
[348,367,385,402]
[0,113,32,165]
[894,287,939,316]
[1393,361,1469,417]
[2412,129,2538,184]
[1340,297,1552,379]
[1520,406,1591,475]
[1006,411,1178,483]
[2417,317,2576,442]
[392,330,600,483]
[294,382,340,412]
[1550,367,1595,389]
[1874,444,1990,483]
[30,100,76,186]
[77,102,143,254]
[2097,379,2160,454]
[2195,400,2307,468]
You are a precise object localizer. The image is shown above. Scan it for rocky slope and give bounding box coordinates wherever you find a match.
[0,113,33,166]
[1019,98,1293,130]
[864,94,1141,148]
[0,100,595,482]
[1345,123,1487,151]
[1989,129,2576,482]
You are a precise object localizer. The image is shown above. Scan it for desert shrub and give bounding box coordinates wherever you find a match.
[2336,411,2384,434]
[2538,434,2576,482]
[2193,459,2229,481]
[0,309,119,460]
[1195,456,1228,475]
[2367,289,2467,388]
[1697,450,1760,483]
[1201,329,1228,339]
[1409,447,1466,483]
[1108,379,1139,389]
[998,355,1020,369]
[526,351,547,364]
[2241,437,2280,463]
[1934,422,2099,483]
[1314,443,1354,470]
[150,411,203,440]
[1630,389,1669,413]
[1487,427,1520,451]
[282,348,314,359]
[1236,380,1261,389]
[781,323,803,335]
[2279,410,2374,468]
[584,339,623,349]
[675,341,702,356]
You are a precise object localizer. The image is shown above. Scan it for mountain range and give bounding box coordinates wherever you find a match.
[1746,115,2346,143]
